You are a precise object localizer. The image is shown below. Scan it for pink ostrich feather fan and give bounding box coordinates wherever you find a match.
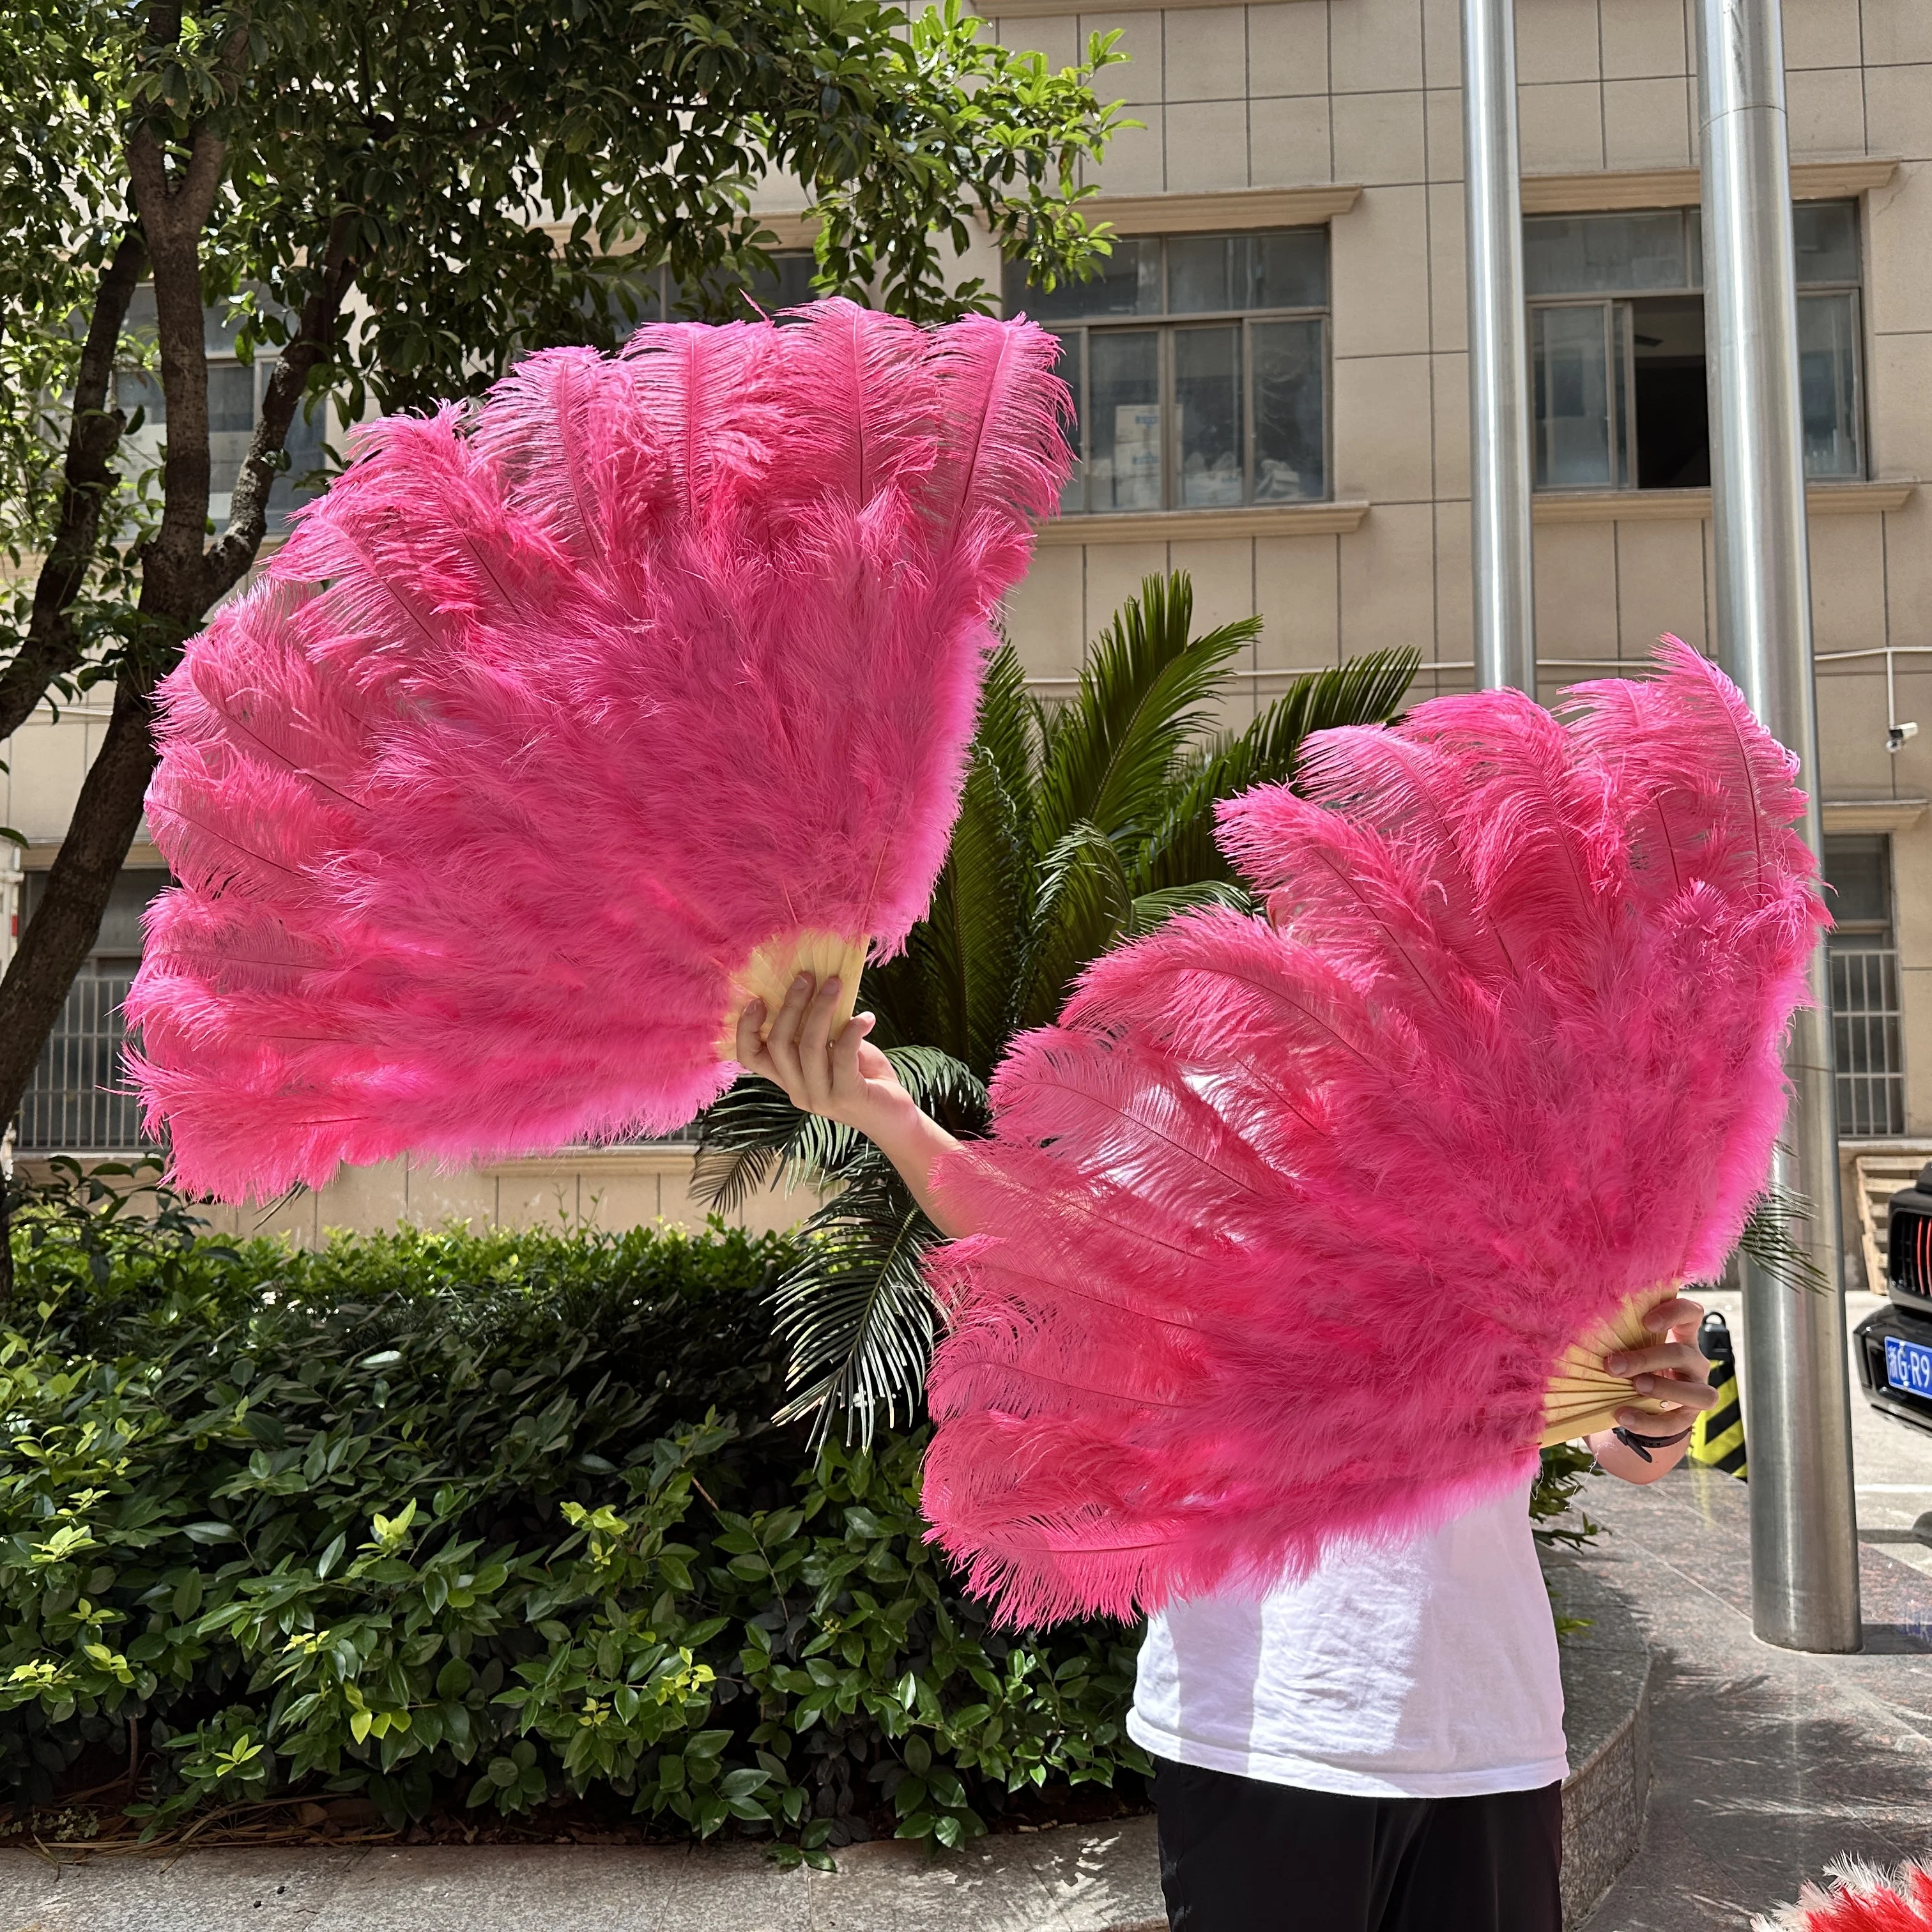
[1755,1861,1932,1932]
[128,301,1071,1200]
[920,639,1827,1627]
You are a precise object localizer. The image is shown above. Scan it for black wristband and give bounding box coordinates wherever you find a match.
[1611,1423,1693,1464]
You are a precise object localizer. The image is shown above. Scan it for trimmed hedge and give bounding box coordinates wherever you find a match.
[0,1183,1144,1858]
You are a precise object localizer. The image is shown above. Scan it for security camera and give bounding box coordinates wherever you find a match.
[1889,721,1919,753]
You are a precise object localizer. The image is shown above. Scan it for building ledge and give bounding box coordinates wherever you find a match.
[1533,480,1915,525]
[1522,158,1899,214]
[481,1145,698,1180]
[1085,185,1362,234]
[1821,798,1928,835]
[1036,500,1370,545]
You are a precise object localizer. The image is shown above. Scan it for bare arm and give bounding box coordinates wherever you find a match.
[733,971,977,1237]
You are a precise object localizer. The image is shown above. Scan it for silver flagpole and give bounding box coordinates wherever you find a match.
[1462,0,1535,694]
[1695,0,1861,1652]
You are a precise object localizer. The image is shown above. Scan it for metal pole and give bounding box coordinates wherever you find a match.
[1695,0,1861,1652]
[1462,0,1536,694]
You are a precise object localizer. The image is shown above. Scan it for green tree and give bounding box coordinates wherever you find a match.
[693,572,1419,1438]
[0,0,1127,1176]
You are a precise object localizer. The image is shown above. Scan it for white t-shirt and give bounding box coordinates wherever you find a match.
[1126,1483,1567,1798]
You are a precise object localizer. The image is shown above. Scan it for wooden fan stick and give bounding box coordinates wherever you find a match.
[722,928,870,1055]
[1538,1281,1684,1448]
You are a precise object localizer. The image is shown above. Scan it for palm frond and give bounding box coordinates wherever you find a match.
[873,739,1034,1075]
[690,1077,861,1212]
[770,1156,942,1446]
[1140,647,1420,893]
[1034,572,1261,853]
[884,1046,990,1131]
[1732,1181,1834,1294]
[971,642,1041,843]
[1125,879,1252,937]
[1020,819,1138,1028]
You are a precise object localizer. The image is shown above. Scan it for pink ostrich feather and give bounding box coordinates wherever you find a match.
[1754,1862,1932,1932]
[128,301,1071,1200]
[921,639,1827,1627]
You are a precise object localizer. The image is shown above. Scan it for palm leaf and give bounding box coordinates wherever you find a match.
[1019,819,1138,1029]
[1033,573,1261,852]
[1733,1181,1833,1294]
[690,1077,862,1213]
[770,1155,942,1446]
[1141,646,1420,893]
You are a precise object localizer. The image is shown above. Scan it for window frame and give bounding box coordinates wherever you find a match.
[1522,201,1869,494]
[1013,231,1334,516]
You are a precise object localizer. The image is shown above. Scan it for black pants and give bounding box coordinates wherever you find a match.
[1153,1758,1563,1932]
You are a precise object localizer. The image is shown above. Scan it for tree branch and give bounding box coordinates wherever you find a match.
[0,229,148,744]
[204,210,358,602]
[0,675,158,1131]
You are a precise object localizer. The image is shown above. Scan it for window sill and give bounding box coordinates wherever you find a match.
[1034,501,1370,544]
[1531,480,1915,525]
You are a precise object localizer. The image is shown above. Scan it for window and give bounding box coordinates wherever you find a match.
[16,869,169,1154]
[1004,231,1330,514]
[1824,834,1904,1137]
[596,251,820,326]
[1524,201,1864,492]
[115,289,329,535]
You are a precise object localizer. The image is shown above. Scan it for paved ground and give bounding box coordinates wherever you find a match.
[0,1821,1167,1932]
[1575,1284,1932,1931]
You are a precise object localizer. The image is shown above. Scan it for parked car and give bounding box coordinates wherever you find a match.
[1853,1161,1932,1434]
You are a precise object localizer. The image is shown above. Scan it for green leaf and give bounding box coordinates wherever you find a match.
[769,1159,942,1446]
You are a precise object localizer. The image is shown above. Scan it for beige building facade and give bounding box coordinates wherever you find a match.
[4,0,1931,1272]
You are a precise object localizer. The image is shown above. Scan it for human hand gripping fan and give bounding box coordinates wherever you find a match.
[920,640,1827,1627]
[128,301,1071,1200]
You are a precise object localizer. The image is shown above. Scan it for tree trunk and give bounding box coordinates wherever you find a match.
[0,678,158,1133]
[0,230,148,745]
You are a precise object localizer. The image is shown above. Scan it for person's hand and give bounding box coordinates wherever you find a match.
[1603,1293,1719,1434]
[735,972,916,1143]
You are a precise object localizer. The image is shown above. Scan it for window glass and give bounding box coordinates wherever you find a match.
[1046,330,1085,512]
[1825,835,1892,928]
[1175,326,1243,506]
[1797,291,1862,478]
[1008,239,1160,322]
[1167,234,1236,314]
[1250,230,1328,310]
[1523,211,1692,296]
[1793,201,1860,284]
[1251,318,1325,500]
[1531,303,1618,486]
[1089,330,1163,510]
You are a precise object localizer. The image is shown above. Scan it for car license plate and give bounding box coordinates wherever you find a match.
[1885,1335,1932,1400]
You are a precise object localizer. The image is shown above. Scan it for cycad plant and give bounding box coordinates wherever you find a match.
[693,572,1418,1440]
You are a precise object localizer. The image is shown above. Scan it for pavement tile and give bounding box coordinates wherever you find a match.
[309,1845,806,1932]
[804,1830,1072,1931]
[0,1846,360,1932]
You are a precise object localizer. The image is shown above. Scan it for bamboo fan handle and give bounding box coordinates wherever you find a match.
[719,929,871,1058]
[1538,1281,1685,1449]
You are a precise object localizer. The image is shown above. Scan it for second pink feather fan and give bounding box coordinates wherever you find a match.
[921,641,1827,1627]
[130,302,1070,1199]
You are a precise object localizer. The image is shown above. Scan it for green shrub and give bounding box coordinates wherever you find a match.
[0,1193,1145,1857]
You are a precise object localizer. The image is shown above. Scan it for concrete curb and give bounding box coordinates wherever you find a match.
[0,1565,1651,1932]
[1548,1553,1655,1927]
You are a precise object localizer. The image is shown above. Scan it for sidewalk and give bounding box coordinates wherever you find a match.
[1574,1284,1932,1930]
